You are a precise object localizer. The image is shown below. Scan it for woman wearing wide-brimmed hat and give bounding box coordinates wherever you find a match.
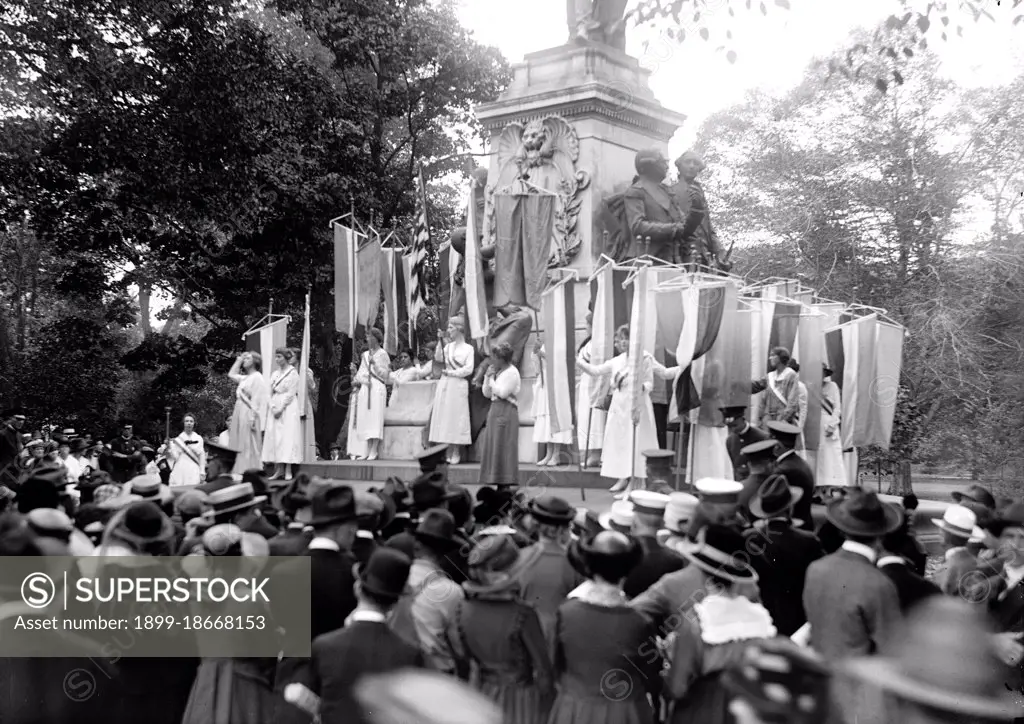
[446,534,554,724]
[664,524,777,724]
[548,530,660,724]
[181,523,278,724]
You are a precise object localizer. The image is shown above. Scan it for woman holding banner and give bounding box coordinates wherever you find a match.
[348,328,390,461]
[576,325,658,496]
[165,413,206,487]
[480,342,521,486]
[228,352,268,475]
[429,315,474,464]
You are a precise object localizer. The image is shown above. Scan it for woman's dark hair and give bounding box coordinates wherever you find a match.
[182,412,197,424]
[492,342,514,364]
[274,347,296,364]
[582,532,642,582]
[771,346,791,365]
[367,328,384,344]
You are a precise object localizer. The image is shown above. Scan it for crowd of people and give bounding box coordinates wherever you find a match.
[1,387,1023,724]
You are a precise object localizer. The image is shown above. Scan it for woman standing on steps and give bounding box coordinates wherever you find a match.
[347,328,390,461]
[575,325,659,498]
[227,351,268,474]
[429,315,474,465]
[262,347,303,481]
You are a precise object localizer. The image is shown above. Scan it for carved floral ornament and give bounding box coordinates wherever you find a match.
[484,115,591,268]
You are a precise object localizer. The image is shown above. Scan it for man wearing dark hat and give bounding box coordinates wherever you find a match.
[745,475,824,636]
[624,491,684,599]
[516,495,584,649]
[0,407,25,485]
[721,406,770,482]
[802,490,902,710]
[737,439,778,511]
[195,440,240,494]
[767,420,815,530]
[388,509,464,675]
[291,548,422,724]
[108,421,144,483]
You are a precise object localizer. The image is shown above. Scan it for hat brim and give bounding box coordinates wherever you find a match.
[203,495,268,519]
[597,512,631,533]
[930,518,986,543]
[844,657,1018,720]
[355,565,405,603]
[528,507,575,525]
[97,493,143,511]
[749,487,804,520]
[825,498,902,537]
[679,544,758,584]
[115,516,176,547]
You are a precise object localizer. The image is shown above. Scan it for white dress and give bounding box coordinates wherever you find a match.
[576,341,607,453]
[588,353,659,480]
[347,348,390,453]
[428,340,474,446]
[167,431,206,487]
[816,379,846,486]
[532,372,573,445]
[262,365,303,465]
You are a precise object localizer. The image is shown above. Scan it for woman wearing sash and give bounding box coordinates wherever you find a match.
[262,347,303,481]
[816,362,846,487]
[347,328,390,461]
[165,413,206,487]
[751,346,801,430]
[429,315,474,464]
[228,351,268,475]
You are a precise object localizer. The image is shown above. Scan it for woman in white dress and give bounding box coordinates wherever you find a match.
[347,328,390,461]
[532,340,572,467]
[262,347,303,481]
[575,325,659,496]
[165,413,206,487]
[429,315,474,464]
[575,312,606,469]
[816,362,846,487]
[228,351,268,474]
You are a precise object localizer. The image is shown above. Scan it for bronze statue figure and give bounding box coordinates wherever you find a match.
[567,0,631,52]
[672,151,731,271]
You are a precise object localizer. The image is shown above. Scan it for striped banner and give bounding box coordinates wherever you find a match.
[676,284,728,414]
[245,318,288,384]
[867,321,903,449]
[333,224,362,336]
[588,263,631,407]
[409,167,431,326]
[464,175,489,341]
[796,312,825,450]
[627,265,650,424]
[697,284,749,425]
[542,280,576,435]
[356,234,382,327]
[826,315,880,449]
[381,249,405,354]
[401,253,416,344]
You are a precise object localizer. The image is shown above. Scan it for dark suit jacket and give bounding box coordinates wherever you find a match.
[623,535,686,600]
[989,577,1024,697]
[878,558,939,614]
[773,451,815,529]
[300,619,423,724]
[726,423,770,482]
[745,520,824,635]
[803,548,901,662]
[269,526,314,556]
[623,178,686,260]
[934,547,980,597]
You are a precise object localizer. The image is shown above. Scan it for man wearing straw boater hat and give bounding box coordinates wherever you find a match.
[801,490,902,719]
[623,490,684,599]
[745,474,824,636]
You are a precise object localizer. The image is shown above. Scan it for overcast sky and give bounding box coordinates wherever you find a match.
[456,0,1023,156]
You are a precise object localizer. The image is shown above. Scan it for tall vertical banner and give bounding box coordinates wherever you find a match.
[796,311,825,451]
[299,294,316,462]
[463,177,490,341]
[627,265,650,426]
[588,263,616,408]
[409,166,432,327]
[866,321,903,449]
[245,318,288,384]
[333,224,361,336]
[356,234,382,327]
[381,249,398,355]
[541,280,576,435]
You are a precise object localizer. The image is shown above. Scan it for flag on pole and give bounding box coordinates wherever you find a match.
[333,223,362,336]
[356,233,382,327]
[401,252,416,345]
[298,293,316,462]
[627,265,650,424]
[464,174,490,341]
[541,279,576,435]
[245,317,288,384]
[409,166,432,327]
[381,249,407,355]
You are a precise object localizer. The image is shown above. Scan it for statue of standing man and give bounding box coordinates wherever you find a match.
[567,0,630,51]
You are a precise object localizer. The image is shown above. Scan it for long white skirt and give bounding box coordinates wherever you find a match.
[532,377,572,445]
[817,430,846,487]
[428,376,471,445]
[576,375,607,452]
[347,379,386,457]
[600,388,658,480]
[262,401,303,465]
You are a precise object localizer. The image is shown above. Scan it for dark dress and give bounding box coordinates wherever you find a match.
[480,368,520,486]
[548,597,661,724]
[623,536,686,600]
[448,587,554,724]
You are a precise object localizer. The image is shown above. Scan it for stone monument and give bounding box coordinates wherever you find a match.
[469,10,686,463]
